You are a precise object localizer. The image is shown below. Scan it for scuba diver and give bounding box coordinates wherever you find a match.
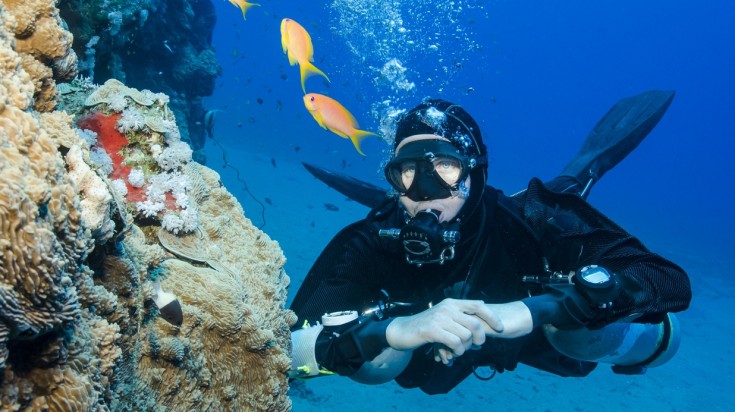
[289,92,692,394]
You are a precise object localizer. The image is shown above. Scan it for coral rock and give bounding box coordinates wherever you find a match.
[3,0,78,111]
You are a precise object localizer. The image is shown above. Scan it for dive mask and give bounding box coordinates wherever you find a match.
[385,140,474,201]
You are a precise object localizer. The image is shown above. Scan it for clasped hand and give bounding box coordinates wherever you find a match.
[385,298,533,364]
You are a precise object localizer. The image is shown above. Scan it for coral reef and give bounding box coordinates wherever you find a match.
[57,0,222,163]
[2,0,78,112]
[0,3,102,408]
[135,163,294,411]
[72,78,198,235]
[1,4,293,410]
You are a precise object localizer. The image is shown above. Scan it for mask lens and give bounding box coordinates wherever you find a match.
[431,157,462,186]
[386,156,463,195]
[384,139,469,198]
[399,160,417,191]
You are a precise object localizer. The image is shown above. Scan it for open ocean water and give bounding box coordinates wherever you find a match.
[202,1,734,410]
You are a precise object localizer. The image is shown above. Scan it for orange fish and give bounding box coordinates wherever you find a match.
[303,93,376,156]
[281,18,330,93]
[228,0,259,21]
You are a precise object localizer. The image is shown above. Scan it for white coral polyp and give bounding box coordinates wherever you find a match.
[161,206,198,234]
[148,172,187,196]
[180,207,198,232]
[128,168,146,187]
[161,212,184,234]
[173,191,189,208]
[117,107,146,133]
[89,147,113,177]
[136,200,165,217]
[154,92,170,105]
[107,94,128,112]
[164,127,182,144]
[156,141,192,171]
[145,182,167,204]
[160,118,177,132]
[111,179,128,196]
[77,128,98,148]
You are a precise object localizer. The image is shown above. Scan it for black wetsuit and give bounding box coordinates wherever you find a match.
[290,178,691,394]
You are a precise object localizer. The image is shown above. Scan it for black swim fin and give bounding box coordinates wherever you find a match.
[303,90,676,208]
[302,162,389,208]
[557,90,675,198]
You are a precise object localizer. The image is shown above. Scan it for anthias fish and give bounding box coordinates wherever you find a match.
[303,93,376,155]
[281,18,330,93]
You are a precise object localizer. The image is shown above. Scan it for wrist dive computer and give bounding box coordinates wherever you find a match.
[573,265,619,309]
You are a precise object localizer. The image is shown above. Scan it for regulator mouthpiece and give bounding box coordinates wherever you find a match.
[379,209,460,266]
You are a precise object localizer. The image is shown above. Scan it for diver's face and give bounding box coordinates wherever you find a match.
[394,135,469,223]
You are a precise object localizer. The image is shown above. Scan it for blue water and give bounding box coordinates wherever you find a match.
[202,1,734,409]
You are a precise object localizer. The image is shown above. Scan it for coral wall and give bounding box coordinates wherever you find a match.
[1,2,293,410]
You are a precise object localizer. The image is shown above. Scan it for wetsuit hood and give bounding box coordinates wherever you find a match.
[390,98,488,224]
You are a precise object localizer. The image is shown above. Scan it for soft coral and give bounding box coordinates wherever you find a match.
[77,111,145,202]
[78,111,179,212]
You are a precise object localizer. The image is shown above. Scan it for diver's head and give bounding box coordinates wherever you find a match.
[385,98,487,224]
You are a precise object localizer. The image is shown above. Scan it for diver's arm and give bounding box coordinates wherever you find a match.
[516,181,691,329]
[290,220,412,381]
[517,254,691,330]
[293,298,506,381]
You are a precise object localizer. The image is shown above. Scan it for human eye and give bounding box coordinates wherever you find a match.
[401,161,416,175]
[435,158,460,171]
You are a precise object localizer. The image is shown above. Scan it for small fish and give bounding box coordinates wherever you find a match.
[203,109,222,139]
[294,146,301,152]
[280,18,330,93]
[324,203,339,211]
[276,100,283,111]
[163,40,174,54]
[153,281,183,326]
[257,97,264,105]
[271,158,277,167]
[265,197,273,205]
[228,0,260,21]
[303,93,377,155]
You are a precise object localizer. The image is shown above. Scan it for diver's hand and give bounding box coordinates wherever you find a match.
[483,301,533,339]
[432,301,535,364]
[385,299,504,362]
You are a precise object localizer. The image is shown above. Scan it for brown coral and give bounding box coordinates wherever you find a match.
[133,163,293,411]
[0,7,117,410]
[0,31,87,374]
[83,79,156,107]
[140,259,292,411]
[1,6,293,408]
[2,0,78,112]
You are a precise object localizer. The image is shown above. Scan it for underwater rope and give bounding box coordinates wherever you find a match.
[209,135,267,229]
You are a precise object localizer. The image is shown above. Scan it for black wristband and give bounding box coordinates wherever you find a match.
[522,284,597,328]
[316,317,391,376]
